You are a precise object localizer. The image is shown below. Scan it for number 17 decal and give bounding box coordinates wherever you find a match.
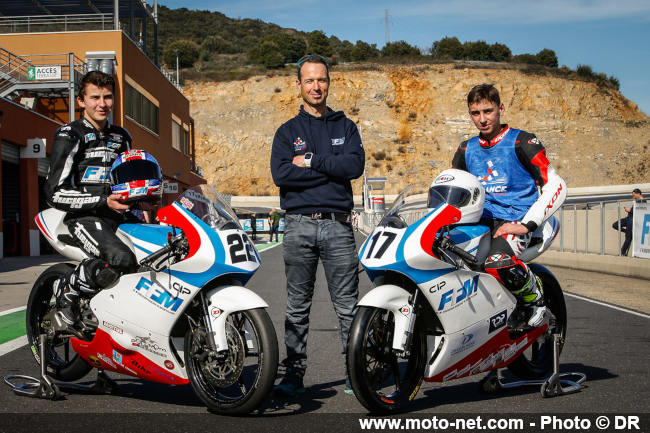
[365,230,397,260]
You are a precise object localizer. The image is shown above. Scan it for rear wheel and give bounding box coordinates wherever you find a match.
[25,263,92,381]
[347,307,426,414]
[507,265,567,380]
[185,308,278,415]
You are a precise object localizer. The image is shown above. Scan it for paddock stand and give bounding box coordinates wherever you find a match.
[4,334,118,400]
[478,334,586,398]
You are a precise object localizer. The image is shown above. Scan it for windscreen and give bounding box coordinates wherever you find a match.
[377,182,430,228]
[175,185,241,231]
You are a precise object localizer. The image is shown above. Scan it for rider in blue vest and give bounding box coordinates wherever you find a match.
[452,84,567,327]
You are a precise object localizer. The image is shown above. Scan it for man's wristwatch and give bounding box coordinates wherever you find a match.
[304,152,313,168]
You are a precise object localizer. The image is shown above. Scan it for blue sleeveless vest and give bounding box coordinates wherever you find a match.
[465,128,538,221]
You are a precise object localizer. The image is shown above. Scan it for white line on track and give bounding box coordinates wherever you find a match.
[0,336,28,357]
[565,292,650,320]
[0,306,27,317]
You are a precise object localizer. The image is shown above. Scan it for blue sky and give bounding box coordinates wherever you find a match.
[158,0,650,116]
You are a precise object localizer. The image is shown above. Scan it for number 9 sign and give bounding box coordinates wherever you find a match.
[22,138,46,158]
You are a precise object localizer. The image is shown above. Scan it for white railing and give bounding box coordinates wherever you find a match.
[553,200,635,256]
[0,14,114,33]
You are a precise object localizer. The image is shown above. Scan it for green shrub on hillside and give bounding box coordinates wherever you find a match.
[382,41,421,57]
[163,40,199,68]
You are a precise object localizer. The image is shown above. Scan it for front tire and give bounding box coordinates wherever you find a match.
[507,265,567,380]
[25,263,92,381]
[185,308,278,415]
[347,307,426,414]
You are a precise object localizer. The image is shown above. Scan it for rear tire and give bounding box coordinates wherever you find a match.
[507,264,567,380]
[25,263,92,381]
[347,306,426,414]
[185,308,278,415]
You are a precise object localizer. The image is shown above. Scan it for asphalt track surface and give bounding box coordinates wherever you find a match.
[1,233,649,432]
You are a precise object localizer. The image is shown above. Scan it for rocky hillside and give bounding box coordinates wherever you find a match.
[186,64,650,196]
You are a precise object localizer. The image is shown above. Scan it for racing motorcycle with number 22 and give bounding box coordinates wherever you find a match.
[29,184,278,415]
[347,175,567,413]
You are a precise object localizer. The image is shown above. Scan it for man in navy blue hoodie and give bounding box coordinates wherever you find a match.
[271,54,365,396]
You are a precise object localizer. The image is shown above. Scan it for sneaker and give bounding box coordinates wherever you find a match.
[344,377,355,395]
[275,368,305,396]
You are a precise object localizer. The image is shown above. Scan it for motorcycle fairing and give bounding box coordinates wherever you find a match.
[71,328,188,385]
[425,324,548,382]
[360,204,457,286]
[448,224,491,263]
[35,209,88,262]
[420,269,516,334]
[519,216,560,262]
[89,271,197,334]
[158,202,259,288]
[117,224,175,262]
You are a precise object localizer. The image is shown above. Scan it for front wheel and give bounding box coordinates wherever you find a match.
[507,265,567,380]
[25,263,92,381]
[185,308,278,415]
[347,307,426,414]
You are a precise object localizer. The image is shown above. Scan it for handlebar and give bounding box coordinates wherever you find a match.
[140,232,187,270]
[438,237,478,264]
[448,244,478,264]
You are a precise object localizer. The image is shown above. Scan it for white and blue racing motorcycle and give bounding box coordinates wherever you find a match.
[28,185,278,415]
[347,180,566,413]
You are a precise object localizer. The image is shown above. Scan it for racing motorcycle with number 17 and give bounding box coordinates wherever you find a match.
[347,174,567,413]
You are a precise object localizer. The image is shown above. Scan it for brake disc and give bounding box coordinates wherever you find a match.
[200,321,245,388]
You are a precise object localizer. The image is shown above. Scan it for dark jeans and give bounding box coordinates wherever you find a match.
[281,214,359,375]
[269,224,279,242]
[612,218,632,256]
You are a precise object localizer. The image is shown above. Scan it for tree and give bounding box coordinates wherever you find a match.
[490,43,512,62]
[463,40,491,61]
[272,33,308,63]
[248,41,285,68]
[201,35,237,54]
[163,40,199,68]
[351,41,379,61]
[433,36,464,59]
[335,39,354,61]
[307,30,333,57]
[381,40,421,57]
[513,53,538,65]
[536,48,558,68]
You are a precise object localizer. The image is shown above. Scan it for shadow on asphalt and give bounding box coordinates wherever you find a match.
[255,379,346,416]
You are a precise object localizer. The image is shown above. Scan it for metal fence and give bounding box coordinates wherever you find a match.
[359,199,633,257]
[549,200,633,256]
[0,14,114,33]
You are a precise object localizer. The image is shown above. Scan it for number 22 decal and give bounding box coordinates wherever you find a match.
[227,234,257,263]
[365,230,397,259]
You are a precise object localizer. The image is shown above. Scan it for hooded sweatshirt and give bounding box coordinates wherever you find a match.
[271,106,365,214]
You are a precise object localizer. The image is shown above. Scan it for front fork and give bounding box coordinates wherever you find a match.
[400,290,420,357]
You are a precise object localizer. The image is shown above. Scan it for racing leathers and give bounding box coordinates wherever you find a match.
[452,125,567,326]
[45,117,139,325]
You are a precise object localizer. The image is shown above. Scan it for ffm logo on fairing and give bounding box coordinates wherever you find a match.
[437,276,480,311]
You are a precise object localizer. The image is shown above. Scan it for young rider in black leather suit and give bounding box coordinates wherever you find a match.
[45,71,143,326]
